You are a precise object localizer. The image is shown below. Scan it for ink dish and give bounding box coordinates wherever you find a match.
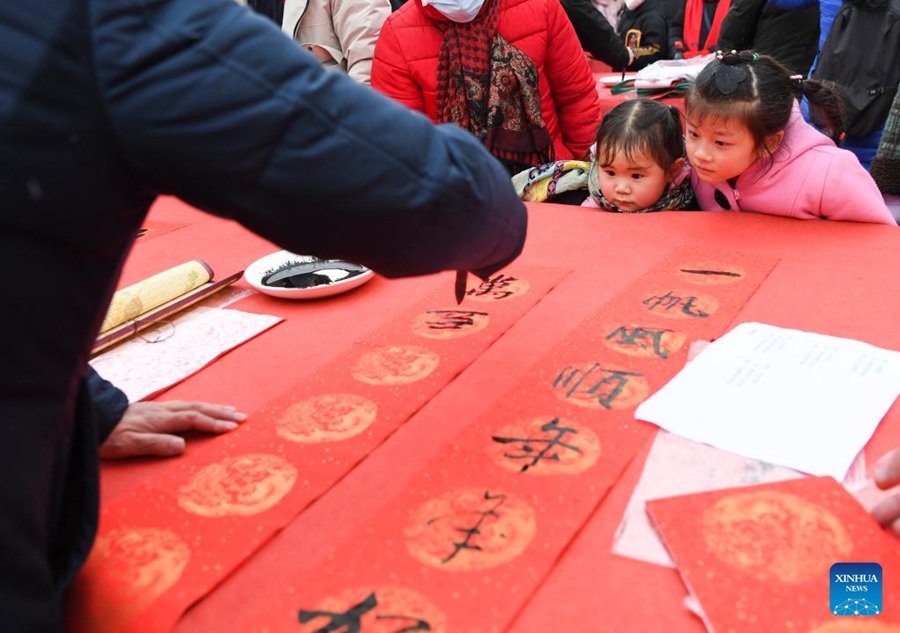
[244,250,375,299]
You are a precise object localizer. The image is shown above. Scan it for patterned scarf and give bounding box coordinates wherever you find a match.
[587,161,697,213]
[512,160,590,202]
[435,0,554,174]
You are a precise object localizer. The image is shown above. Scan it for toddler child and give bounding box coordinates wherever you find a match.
[583,98,696,212]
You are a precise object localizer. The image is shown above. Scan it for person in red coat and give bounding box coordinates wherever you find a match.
[372,0,602,174]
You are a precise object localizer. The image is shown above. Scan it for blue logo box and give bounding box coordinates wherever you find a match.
[830,562,883,616]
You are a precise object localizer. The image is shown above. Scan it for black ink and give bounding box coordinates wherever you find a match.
[492,417,581,471]
[299,592,376,633]
[678,268,742,278]
[437,491,506,564]
[554,364,643,408]
[375,615,432,632]
[606,325,675,358]
[262,259,366,289]
[553,362,603,398]
[299,593,432,633]
[424,310,488,330]
[642,291,710,318]
[466,274,519,300]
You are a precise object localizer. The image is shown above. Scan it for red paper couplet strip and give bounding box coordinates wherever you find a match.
[235,246,781,632]
[67,266,570,633]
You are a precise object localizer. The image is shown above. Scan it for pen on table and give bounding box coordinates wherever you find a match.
[454,270,467,305]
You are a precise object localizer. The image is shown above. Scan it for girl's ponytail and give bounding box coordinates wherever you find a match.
[797,78,846,145]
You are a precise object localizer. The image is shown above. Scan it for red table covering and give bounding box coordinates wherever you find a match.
[92,197,900,632]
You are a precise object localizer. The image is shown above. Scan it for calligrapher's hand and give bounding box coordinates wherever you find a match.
[99,401,247,459]
[871,447,900,537]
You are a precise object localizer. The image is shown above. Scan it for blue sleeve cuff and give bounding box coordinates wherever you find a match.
[84,366,128,443]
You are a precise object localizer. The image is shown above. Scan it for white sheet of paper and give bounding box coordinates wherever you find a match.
[90,306,282,402]
[634,322,900,480]
[612,431,803,567]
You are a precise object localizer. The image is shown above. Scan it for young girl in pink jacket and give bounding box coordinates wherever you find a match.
[685,50,896,225]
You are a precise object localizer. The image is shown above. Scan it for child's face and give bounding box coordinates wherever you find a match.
[685,115,759,184]
[597,146,678,212]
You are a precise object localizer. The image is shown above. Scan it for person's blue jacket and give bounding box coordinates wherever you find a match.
[0,0,527,628]
[802,0,884,168]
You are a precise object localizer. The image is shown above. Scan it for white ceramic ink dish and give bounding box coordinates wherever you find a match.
[244,250,375,299]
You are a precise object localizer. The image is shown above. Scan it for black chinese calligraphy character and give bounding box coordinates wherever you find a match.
[553,363,643,408]
[492,417,581,471]
[467,274,518,300]
[424,310,488,330]
[299,593,432,633]
[605,325,674,358]
[427,491,506,563]
[642,291,709,318]
[299,592,376,633]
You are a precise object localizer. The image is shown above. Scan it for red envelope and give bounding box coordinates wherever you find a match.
[648,476,900,632]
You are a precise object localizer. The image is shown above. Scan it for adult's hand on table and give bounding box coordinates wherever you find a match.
[872,447,900,537]
[99,401,247,459]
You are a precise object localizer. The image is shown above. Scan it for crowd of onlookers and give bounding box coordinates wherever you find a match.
[243,0,897,221]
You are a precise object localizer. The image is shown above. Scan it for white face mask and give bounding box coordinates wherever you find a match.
[423,0,487,23]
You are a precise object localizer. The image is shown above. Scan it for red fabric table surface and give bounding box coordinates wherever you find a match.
[102,197,900,632]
